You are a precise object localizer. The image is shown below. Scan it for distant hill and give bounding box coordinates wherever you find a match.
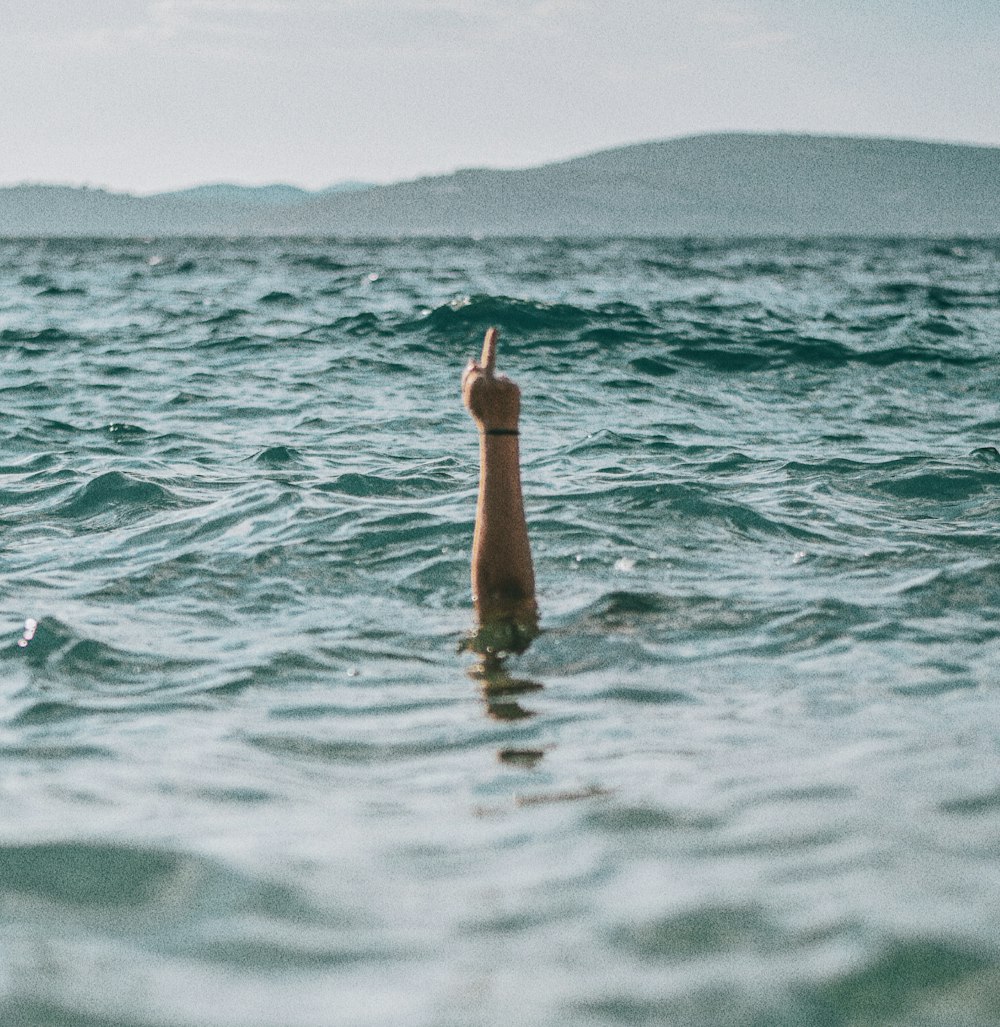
[161,181,373,206]
[162,183,314,206]
[3,134,1000,237]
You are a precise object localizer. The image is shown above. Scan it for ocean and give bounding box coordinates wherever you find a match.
[1,236,999,1026]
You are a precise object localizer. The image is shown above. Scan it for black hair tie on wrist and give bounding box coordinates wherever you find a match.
[483,428,519,436]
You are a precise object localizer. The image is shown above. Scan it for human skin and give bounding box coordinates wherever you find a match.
[462,328,538,636]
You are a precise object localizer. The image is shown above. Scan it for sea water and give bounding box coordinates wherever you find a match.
[1,236,999,1025]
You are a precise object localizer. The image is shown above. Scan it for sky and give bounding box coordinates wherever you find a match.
[2,0,998,193]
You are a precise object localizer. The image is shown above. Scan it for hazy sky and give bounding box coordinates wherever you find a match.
[3,0,998,192]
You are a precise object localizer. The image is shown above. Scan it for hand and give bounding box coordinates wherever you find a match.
[462,328,521,432]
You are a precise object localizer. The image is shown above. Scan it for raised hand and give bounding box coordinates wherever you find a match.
[462,326,538,644]
[462,327,521,433]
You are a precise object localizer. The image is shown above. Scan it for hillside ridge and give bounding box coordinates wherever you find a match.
[3,133,999,237]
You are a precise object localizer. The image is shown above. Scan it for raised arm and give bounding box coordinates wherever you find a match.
[462,328,538,641]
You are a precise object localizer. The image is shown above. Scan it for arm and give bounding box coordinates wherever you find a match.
[462,328,538,633]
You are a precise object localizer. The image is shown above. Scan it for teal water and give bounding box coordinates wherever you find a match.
[2,236,1000,1025]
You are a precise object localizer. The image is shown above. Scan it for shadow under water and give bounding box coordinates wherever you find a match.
[463,619,547,763]
[467,652,544,723]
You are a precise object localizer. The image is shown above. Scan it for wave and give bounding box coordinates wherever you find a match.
[941,787,1000,816]
[521,589,888,675]
[287,253,353,271]
[794,938,994,1026]
[665,335,986,372]
[579,932,996,1026]
[628,355,678,377]
[199,307,250,325]
[253,445,303,467]
[52,471,179,524]
[0,326,79,346]
[381,293,993,374]
[259,290,299,305]
[314,312,385,337]
[0,839,311,921]
[414,294,594,335]
[9,616,201,695]
[874,468,997,502]
[896,560,1000,616]
[928,285,1000,309]
[318,467,461,498]
[36,285,87,297]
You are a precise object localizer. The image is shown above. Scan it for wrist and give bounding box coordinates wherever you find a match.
[481,427,519,436]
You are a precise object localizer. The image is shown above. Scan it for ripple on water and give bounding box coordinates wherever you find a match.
[9,616,202,695]
[794,938,997,1027]
[0,840,321,937]
[874,466,999,503]
[574,936,997,1027]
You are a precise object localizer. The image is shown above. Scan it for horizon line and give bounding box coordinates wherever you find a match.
[4,129,999,196]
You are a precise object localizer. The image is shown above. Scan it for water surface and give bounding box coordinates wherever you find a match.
[2,237,1000,1025]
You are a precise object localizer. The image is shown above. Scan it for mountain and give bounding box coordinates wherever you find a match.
[2,134,999,237]
[0,180,374,235]
[160,183,315,206]
[160,181,373,206]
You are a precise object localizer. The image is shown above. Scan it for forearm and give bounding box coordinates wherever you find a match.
[462,327,538,632]
[472,434,536,624]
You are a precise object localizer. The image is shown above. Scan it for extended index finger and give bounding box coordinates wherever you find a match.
[480,327,498,375]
